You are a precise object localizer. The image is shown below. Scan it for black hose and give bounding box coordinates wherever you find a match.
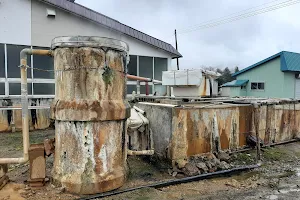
[78,164,259,200]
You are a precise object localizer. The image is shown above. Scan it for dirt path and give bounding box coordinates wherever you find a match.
[1,130,300,200]
[101,143,300,200]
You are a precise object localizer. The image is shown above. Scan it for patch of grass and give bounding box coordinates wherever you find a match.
[263,147,289,161]
[233,152,255,165]
[277,170,296,178]
[263,169,296,179]
[127,156,157,181]
[233,170,261,181]
[294,151,300,158]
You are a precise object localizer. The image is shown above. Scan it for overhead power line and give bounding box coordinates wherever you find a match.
[178,0,284,33]
[176,0,300,35]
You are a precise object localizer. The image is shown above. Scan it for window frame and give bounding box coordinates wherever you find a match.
[250,82,265,91]
[240,85,247,90]
[0,43,168,97]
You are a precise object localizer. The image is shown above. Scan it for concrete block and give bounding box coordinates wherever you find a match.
[29,144,46,181]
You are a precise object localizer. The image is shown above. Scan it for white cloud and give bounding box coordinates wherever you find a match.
[75,0,300,70]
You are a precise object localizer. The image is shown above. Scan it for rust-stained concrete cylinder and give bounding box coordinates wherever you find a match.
[50,36,130,194]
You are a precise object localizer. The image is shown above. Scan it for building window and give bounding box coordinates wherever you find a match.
[0,44,5,78]
[251,82,265,90]
[140,85,152,94]
[7,44,31,78]
[9,83,32,95]
[33,83,55,95]
[154,57,167,80]
[33,46,54,79]
[0,83,4,95]
[139,56,153,78]
[127,85,136,95]
[127,55,137,76]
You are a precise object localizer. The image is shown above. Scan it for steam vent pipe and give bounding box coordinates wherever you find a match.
[50,36,130,194]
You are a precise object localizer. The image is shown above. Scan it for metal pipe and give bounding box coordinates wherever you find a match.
[127,150,154,156]
[263,138,300,148]
[136,81,141,95]
[127,74,162,84]
[0,106,50,110]
[145,82,149,96]
[230,138,300,155]
[133,106,145,114]
[0,48,52,164]
[78,164,259,200]
[127,74,152,82]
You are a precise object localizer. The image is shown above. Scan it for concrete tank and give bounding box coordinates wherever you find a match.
[50,36,130,194]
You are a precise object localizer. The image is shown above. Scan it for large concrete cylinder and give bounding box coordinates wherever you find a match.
[50,36,130,194]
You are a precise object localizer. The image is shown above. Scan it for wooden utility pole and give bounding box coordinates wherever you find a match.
[175,29,179,70]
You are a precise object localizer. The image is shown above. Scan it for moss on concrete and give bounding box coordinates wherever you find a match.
[233,152,256,165]
[102,66,114,88]
[263,147,289,161]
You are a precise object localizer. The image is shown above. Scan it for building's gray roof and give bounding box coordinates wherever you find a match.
[38,0,182,58]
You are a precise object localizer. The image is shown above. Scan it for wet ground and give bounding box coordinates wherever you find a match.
[1,130,300,199]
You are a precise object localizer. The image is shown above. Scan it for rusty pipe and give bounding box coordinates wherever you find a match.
[127,74,152,82]
[0,48,52,164]
[127,74,162,84]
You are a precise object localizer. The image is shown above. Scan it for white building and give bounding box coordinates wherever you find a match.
[0,0,182,97]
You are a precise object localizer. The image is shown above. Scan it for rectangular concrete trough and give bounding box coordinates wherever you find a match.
[0,98,52,132]
[136,101,300,163]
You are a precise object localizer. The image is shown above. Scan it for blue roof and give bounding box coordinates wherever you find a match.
[222,80,249,87]
[232,51,300,77]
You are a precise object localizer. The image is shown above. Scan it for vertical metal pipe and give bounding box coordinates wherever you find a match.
[0,48,52,164]
[175,29,179,70]
[30,46,34,95]
[20,56,29,163]
[253,103,261,163]
[136,81,140,95]
[145,82,149,96]
[4,44,9,97]
[152,57,155,94]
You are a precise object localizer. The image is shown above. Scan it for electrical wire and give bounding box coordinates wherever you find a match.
[177,0,300,35]
[162,0,291,39]
[178,0,291,33]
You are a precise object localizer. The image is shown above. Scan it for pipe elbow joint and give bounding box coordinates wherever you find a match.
[20,48,32,60]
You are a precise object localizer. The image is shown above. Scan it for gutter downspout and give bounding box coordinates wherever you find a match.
[0,49,52,164]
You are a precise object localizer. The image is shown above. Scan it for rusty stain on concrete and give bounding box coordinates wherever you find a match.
[238,106,252,147]
[150,102,300,164]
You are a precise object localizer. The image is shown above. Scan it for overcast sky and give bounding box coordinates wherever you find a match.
[76,0,300,70]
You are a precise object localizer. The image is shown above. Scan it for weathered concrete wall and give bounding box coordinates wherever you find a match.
[170,105,241,162]
[137,103,174,158]
[0,98,52,132]
[135,102,300,164]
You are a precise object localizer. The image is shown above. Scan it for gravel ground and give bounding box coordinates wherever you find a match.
[1,130,300,200]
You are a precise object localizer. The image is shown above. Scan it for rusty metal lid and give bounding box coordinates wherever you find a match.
[51,36,129,52]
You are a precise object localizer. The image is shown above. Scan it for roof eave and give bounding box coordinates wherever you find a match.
[37,0,182,57]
